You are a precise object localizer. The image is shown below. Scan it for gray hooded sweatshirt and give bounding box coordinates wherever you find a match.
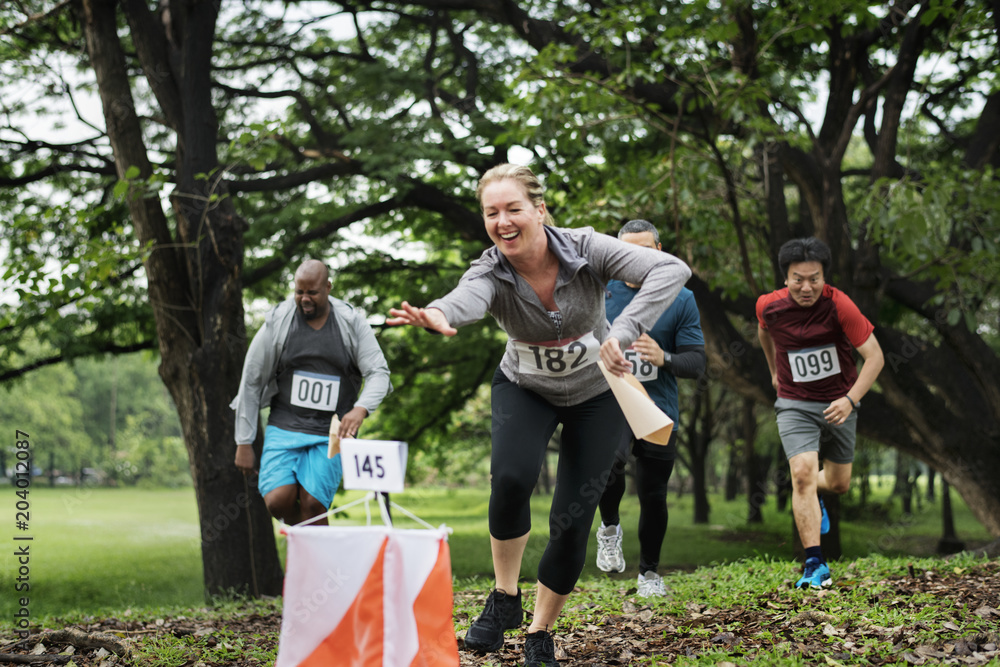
[428,226,691,406]
[230,297,392,445]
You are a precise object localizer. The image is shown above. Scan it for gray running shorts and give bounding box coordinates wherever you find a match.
[775,397,857,463]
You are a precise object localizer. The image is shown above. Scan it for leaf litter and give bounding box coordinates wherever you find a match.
[0,560,996,665]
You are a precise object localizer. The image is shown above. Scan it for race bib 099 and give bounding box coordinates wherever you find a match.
[513,331,601,378]
[787,344,841,383]
[290,371,340,411]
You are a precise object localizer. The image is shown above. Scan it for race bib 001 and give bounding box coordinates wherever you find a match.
[290,371,340,411]
[513,331,601,377]
[624,348,659,382]
[787,344,841,383]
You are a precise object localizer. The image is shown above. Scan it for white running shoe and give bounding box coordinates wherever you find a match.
[637,570,667,598]
[595,523,625,573]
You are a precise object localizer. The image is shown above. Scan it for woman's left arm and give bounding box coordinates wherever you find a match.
[591,233,692,348]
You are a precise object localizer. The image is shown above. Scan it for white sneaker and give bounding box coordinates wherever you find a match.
[595,523,625,573]
[637,570,666,598]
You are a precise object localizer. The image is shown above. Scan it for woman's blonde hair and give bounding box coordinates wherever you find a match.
[476,163,556,226]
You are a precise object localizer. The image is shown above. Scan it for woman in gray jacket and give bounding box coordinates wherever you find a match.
[388,163,690,667]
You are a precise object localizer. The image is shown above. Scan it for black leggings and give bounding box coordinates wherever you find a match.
[598,440,676,574]
[489,368,626,595]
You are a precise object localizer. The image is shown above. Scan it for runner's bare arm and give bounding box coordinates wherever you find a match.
[823,332,884,424]
[757,325,778,391]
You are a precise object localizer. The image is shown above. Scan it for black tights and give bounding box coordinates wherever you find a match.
[488,368,625,595]
[598,445,675,574]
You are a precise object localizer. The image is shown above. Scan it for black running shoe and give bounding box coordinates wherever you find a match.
[524,629,559,667]
[463,588,523,652]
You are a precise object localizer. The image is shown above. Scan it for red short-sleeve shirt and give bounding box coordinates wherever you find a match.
[756,284,874,402]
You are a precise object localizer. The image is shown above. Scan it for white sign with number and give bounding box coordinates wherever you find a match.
[340,439,408,493]
[290,371,340,412]
[787,344,841,383]
[624,348,658,382]
[511,331,601,377]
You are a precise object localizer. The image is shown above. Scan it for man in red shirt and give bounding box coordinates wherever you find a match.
[757,238,884,588]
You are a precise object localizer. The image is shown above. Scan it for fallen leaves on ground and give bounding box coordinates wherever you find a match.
[1,561,997,665]
[459,560,1000,666]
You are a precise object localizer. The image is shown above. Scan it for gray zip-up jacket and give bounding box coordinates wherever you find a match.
[428,226,691,406]
[229,297,393,445]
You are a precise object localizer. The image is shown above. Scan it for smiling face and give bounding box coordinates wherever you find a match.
[481,178,548,263]
[785,260,825,307]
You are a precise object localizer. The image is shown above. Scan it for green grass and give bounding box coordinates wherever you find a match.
[0,483,993,621]
[1,487,204,617]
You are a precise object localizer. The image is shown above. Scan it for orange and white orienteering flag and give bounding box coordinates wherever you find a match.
[275,525,459,667]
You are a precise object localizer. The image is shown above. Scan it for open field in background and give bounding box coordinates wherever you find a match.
[0,481,992,621]
[1,488,204,618]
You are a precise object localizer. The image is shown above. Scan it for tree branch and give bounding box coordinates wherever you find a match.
[0,0,74,36]
[0,161,116,186]
[241,197,404,286]
[225,161,357,193]
[0,341,156,383]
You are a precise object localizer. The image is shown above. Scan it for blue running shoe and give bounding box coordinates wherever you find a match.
[796,557,832,588]
[819,497,830,535]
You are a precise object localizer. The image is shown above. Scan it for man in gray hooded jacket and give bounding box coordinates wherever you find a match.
[231,260,392,524]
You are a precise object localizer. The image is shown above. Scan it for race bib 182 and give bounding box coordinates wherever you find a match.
[787,344,841,383]
[513,331,601,378]
[290,371,340,411]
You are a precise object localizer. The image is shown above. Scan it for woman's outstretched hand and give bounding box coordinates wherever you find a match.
[387,301,458,336]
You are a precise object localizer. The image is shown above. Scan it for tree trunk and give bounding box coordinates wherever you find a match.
[937,480,965,555]
[859,465,870,508]
[895,451,914,515]
[682,387,713,524]
[913,465,924,512]
[743,399,764,524]
[724,439,740,502]
[690,450,710,525]
[79,0,282,598]
[774,451,791,513]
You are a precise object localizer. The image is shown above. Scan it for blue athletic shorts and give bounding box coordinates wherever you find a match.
[258,425,342,508]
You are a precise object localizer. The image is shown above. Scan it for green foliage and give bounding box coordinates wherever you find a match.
[0,363,93,475]
[115,428,190,488]
[0,192,153,376]
[865,166,1000,337]
[0,352,186,486]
